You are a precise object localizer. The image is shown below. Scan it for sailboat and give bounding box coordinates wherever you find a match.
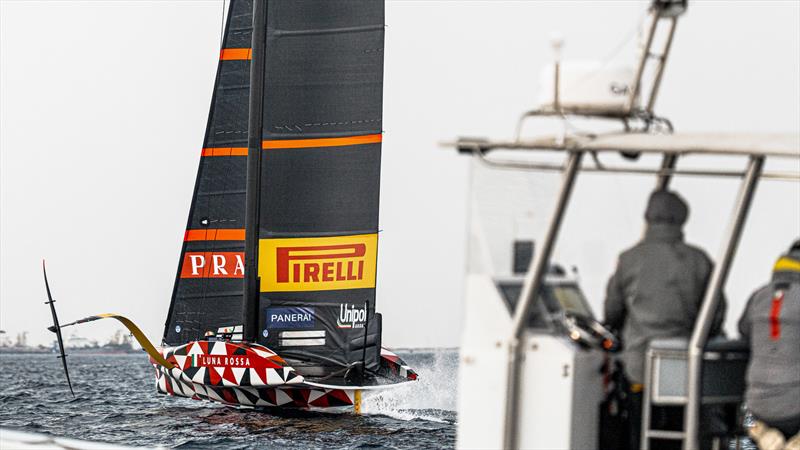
[45,0,416,411]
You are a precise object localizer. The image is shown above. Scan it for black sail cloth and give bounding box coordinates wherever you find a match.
[256,0,385,379]
[163,0,253,345]
[164,0,386,382]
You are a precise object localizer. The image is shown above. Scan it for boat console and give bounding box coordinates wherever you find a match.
[458,252,748,449]
[495,272,619,352]
[458,266,614,449]
[455,159,618,448]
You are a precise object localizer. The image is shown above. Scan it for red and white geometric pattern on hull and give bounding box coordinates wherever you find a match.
[152,341,357,408]
[150,341,417,409]
[154,364,357,408]
[380,348,417,381]
[151,340,304,388]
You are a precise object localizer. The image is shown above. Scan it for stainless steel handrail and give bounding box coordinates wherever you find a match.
[683,156,764,450]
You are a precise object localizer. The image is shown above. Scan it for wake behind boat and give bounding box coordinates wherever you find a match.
[44,0,416,412]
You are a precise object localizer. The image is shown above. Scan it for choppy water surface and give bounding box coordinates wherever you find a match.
[0,350,457,449]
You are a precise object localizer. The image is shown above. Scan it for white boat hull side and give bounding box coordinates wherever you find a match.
[517,335,604,450]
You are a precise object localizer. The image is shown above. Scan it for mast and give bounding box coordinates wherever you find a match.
[243,0,267,343]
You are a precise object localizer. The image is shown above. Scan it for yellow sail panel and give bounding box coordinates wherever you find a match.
[258,234,378,292]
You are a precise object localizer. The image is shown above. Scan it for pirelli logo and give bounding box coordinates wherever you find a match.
[259,234,377,292]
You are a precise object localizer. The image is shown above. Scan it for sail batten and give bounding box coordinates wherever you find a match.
[219,48,252,60]
[201,147,248,157]
[262,134,382,149]
[272,24,385,37]
[258,229,380,239]
[184,229,246,242]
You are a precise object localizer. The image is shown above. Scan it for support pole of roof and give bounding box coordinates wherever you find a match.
[503,150,584,449]
[683,155,764,450]
[655,153,678,190]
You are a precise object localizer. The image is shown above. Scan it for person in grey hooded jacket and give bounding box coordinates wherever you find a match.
[739,239,800,450]
[604,189,726,385]
[604,190,726,450]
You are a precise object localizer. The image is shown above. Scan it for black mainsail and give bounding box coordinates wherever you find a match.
[165,0,386,382]
[253,0,385,379]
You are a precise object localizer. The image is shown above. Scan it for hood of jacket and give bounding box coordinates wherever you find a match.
[644,190,689,226]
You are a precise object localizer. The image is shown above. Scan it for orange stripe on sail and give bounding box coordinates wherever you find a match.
[262,134,382,150]
[184,229,246,242]
[219,48,252,60]
[201,147,248,157]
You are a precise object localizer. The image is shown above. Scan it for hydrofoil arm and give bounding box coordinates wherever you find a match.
[53,313,174,369]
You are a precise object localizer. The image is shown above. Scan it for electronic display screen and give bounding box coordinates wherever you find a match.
[495,280,595,328]
[549,284,593,318]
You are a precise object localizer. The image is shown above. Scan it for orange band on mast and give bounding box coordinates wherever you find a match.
[219,48,252,60]
[201,147,248,157]
[262,134,382,150]
[184,229,246,242]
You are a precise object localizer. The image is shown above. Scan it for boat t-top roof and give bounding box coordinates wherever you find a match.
[447,131,800,182]
[454,131,800,159]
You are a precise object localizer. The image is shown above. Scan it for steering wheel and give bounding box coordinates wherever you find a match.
[558,312,621,352]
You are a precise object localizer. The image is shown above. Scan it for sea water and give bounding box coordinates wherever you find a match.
[0,349,457,449]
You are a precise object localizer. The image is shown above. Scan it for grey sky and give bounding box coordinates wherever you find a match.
[1,1,798,348]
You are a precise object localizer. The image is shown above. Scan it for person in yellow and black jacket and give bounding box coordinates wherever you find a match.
[739,239,800,450]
